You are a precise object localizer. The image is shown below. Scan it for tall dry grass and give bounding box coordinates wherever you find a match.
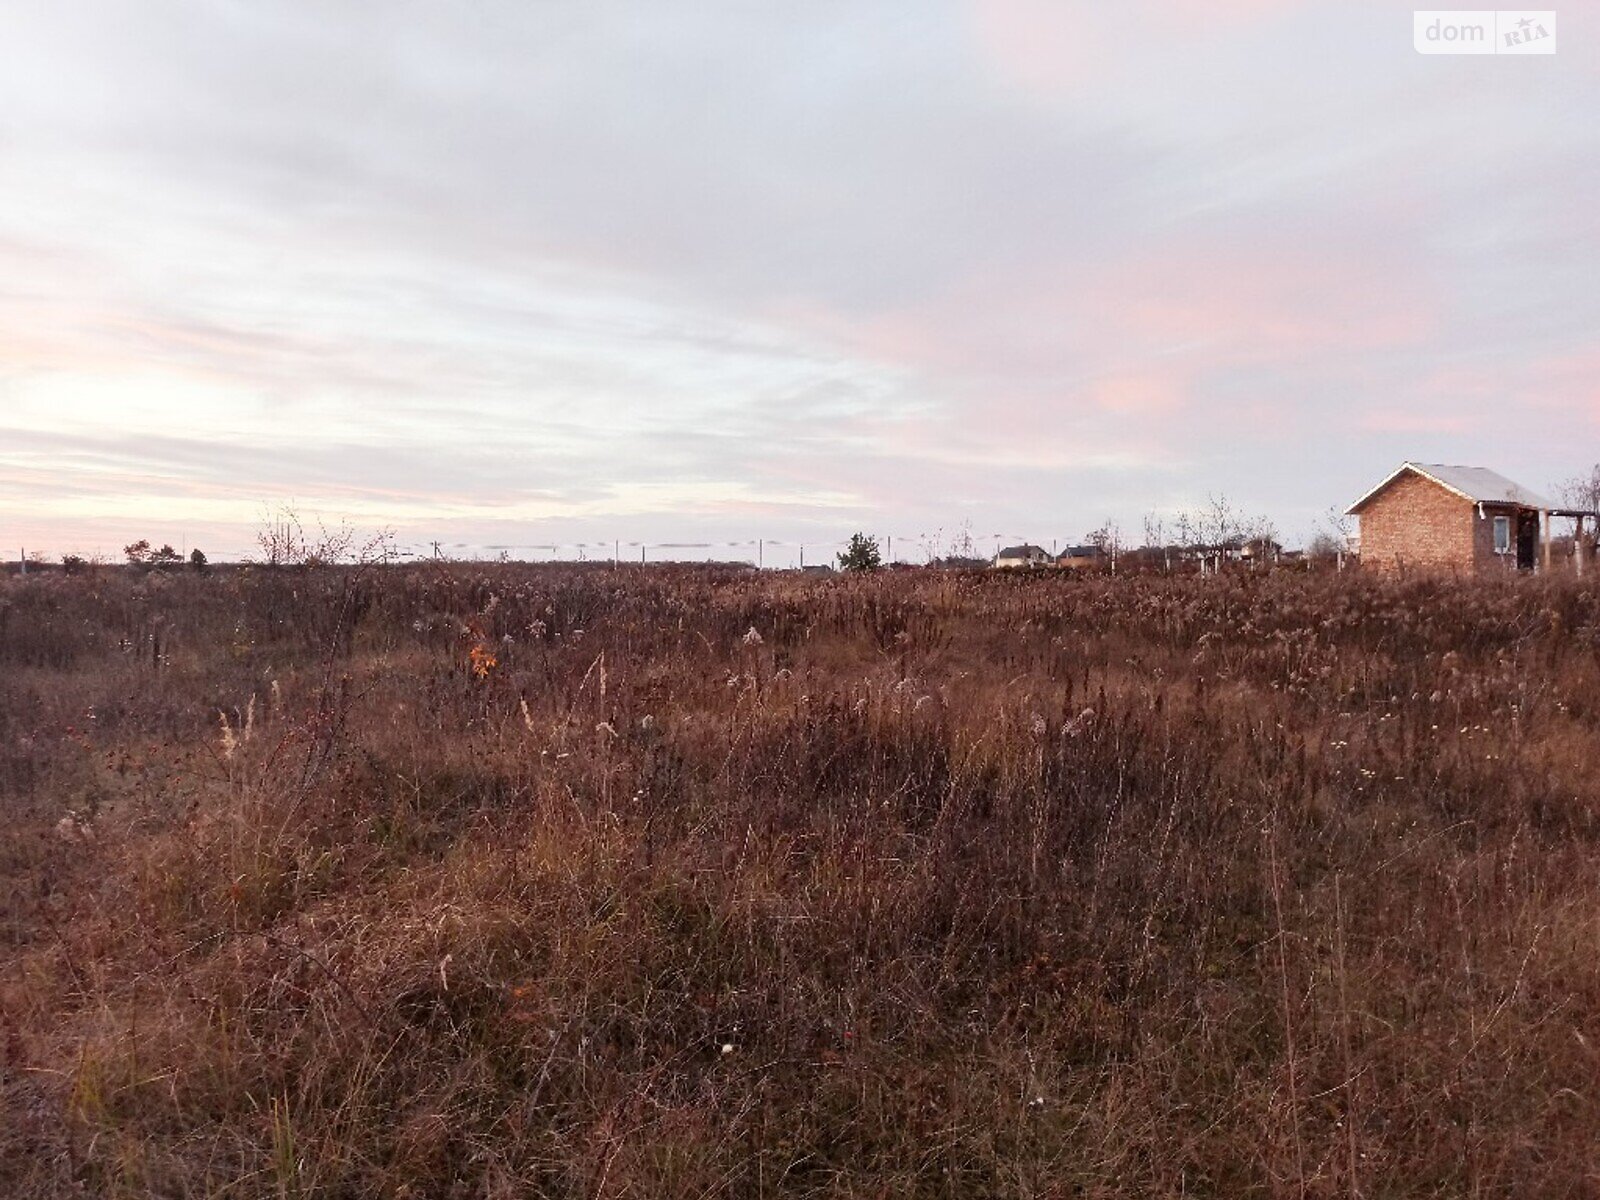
[3,563,1600,1196]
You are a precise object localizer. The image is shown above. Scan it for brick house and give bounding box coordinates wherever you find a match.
[1056,544,1107,569]
[1346,462,1557,574]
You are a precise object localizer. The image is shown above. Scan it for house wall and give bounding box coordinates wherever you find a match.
[1470,504,1530,572]
[1357,471,1481,572]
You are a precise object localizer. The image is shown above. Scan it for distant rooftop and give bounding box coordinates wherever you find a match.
[1349,462,1555,514]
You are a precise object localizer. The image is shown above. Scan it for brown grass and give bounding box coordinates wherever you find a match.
[3,562,1600,1196]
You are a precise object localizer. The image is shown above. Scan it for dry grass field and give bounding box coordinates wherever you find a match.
[4,563,1600,1197]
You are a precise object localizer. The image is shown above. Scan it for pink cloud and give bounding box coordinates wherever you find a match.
[969,0,1311,97]
[1357,410,1476,434]
[763,218,1447,476]
[1088,372,1187,416]
[1089,239,1438,361]
[1346,350,1599,442]
[782,226,1438,414]
[1522,351,1600,424]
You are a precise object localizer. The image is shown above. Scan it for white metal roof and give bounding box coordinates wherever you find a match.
[1347,462,1554,514]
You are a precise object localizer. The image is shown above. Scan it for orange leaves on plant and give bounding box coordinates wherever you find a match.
[469,643,498,679]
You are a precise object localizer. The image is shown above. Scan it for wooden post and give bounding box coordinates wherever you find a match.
[1542,510,1552,574]
[1577,515,1587,577]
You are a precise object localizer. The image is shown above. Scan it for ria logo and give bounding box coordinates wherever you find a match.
[1414,10,1557,54]
[1502,13,1553,47]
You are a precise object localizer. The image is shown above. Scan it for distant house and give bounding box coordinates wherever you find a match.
[1346,462,1556,573]
[993,544,1051,569]
[1239,537,1282,564]
[1056,544,1107,569]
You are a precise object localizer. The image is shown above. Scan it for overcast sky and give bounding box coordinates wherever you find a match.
[2,1,1595,562]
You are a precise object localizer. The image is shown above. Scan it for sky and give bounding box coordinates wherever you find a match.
[1,1,1596,565]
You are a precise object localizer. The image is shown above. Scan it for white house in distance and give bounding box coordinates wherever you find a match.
[994,544,1051,569]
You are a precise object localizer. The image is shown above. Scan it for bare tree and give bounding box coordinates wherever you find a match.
[930,521,988,568]
[1085,521,1124,553]
[1245,514,1280,547]
[1561,465,1600,514]
[1174,510,1197,552]
[255,504,393,568]
[1204,495,1251,549]
[1142,513,1172,570]
[1309,506,1355,562]
[1559,466,1600,560]
[1169,495,1279,571]
[1174,495,1242,551]
[951,521,978,560]
[1306,532,1342,560]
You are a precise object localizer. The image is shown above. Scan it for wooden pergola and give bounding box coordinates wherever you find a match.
[1542,507,1598,574]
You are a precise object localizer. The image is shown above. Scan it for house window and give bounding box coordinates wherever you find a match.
[1493,515,1511,554]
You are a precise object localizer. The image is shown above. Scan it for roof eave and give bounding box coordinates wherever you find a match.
[1347,461,1496,515]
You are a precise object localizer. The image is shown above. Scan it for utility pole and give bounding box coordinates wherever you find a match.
[758,539,763,569]
[886,534,892,563]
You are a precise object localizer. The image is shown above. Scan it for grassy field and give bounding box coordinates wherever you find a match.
[4,562,1600,1197]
